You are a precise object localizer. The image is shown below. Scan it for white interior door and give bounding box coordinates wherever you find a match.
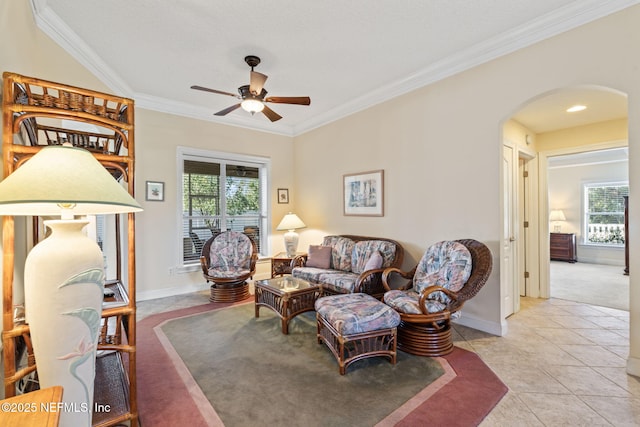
[502,144,516,318]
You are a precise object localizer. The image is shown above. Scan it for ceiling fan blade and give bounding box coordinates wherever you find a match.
[261,105,282,122]
[264,96,311,105]
[249,71,267,95]
[191,85,239,98]
[214,103,242,116]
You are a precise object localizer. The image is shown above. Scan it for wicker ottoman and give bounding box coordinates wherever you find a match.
[315,293,401,375]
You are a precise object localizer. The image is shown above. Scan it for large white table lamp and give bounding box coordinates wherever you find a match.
[276,212,306,257]
[0,145,142,427]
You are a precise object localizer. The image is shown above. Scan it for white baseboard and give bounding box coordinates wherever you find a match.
[576,257,624,266]
[137,282,210,302]
[137,271,273,302]
[453,312,505,336]
[627,356,640,377]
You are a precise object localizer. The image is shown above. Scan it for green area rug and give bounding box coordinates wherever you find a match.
[159,303,444,427]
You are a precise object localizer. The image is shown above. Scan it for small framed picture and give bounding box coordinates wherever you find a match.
[146,181,165,201]
[277,188,289,204]
[343,170,384,216]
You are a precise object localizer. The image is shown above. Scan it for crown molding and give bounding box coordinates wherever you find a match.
[293,0,640,136]
[31,0,640,137]
[30,0,134,98]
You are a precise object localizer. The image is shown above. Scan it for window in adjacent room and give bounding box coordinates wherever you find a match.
[583,182,628,246]
[180,148,269,264]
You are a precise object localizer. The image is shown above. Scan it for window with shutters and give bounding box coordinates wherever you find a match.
[583,182,628,246]
[179,148,269,264]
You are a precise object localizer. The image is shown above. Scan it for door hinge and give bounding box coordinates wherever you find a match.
[523,171,529,178]
[524,271,530,279]
[523,221,529,228]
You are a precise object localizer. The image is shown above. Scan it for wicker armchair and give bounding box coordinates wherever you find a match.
[381,239,492,357]
[200,231,257,302]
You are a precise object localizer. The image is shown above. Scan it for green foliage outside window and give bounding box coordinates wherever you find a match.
[585,184,628,245]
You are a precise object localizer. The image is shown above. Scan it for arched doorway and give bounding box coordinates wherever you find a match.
[502,85,628,317]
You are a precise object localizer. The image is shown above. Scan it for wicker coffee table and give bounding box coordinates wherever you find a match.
[254,276,320,334]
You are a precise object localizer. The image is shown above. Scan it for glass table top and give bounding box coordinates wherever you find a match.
[258,276,314,292]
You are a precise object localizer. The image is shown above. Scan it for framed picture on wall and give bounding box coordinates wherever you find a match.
[146,181,165,201]
[343,170,384,216]
[277,188,289,204]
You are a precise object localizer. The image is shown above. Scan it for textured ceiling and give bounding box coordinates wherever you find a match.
[32,0,637,136]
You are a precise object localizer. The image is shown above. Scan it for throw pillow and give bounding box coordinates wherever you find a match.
[306,245,332,269]
[363,250,384,271]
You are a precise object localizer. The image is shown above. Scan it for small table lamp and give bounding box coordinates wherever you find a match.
[276,212,306,257]
[549,209,566,232]
[0,145,142,427]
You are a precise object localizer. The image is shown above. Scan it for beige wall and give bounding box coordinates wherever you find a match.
[538,118,628,152]
[135,109,293,297]
[293,5,640,370]
[3,1,640,374]
[0,0,294,301]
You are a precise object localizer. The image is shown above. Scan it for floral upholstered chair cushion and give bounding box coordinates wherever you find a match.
[384,241,472,315]
[315,293,400,335]
[207,231,253,278]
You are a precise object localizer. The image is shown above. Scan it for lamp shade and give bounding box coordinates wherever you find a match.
[549,210,566,221]
[0,145,142,217]
[276,212,306,231]
[0,145,142,426]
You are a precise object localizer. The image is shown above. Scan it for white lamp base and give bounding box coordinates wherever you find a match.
[283,230,299,258]
[24,219,104,427]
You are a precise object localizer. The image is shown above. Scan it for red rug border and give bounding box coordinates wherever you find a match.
[136,298,507,426]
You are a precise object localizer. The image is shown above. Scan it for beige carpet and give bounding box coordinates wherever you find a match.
[550,261,629,311]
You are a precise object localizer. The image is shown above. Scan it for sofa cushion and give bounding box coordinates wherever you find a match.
[413,240,472,304]
[291,268,359,293]
[306,245,332,269]
[322,236,355,272]
[318,271,360,293]
[351,240,397,274]
[291,266,327,284]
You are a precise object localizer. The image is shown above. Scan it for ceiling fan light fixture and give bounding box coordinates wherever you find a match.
[241,98,264,114]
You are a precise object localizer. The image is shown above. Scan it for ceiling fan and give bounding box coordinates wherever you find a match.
[191,55,311,122]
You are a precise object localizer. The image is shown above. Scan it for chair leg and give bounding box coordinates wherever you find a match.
[397,320,453,357]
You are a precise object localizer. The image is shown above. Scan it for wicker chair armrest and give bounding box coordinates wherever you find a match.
[290,254,307,269]
[382,266,416,292]
[199,256,209,275]
[417,286,459,315]
[353,268,385,293]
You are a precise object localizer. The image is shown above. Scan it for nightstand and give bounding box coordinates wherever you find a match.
[271,252,307,277]
[550,232,577,263]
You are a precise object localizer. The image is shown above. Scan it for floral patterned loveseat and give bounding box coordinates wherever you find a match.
[291,235,404,299]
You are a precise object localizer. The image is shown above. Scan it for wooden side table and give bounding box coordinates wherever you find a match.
[0,386,63,426]
[271,252,307,277]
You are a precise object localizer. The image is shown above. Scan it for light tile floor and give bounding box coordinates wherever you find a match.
[471,297,640,426]
[137,292,640,426]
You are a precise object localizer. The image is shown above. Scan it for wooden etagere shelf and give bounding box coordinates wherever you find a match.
[1,72,139,426]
